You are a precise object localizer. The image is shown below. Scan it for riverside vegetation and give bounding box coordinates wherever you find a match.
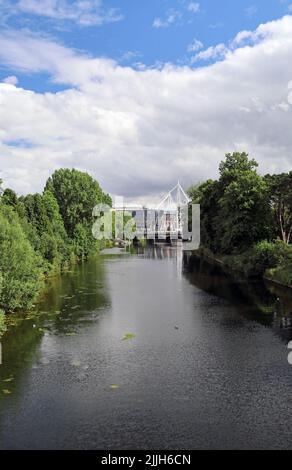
[188,152,292,287]
[0,154,291,335]
[0,169,111,334]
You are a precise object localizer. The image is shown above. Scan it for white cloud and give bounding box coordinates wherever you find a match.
[153,10,181,28]
[187,39,204,53]
[193,43,227,62]
[188,2,200,14]
[0,16,292,198]
[192,20,270,62]
[153,2,199,29]
[2,0,123,26]
[120,51,141,63]
[0,30,115,86]
[2,75,18,85]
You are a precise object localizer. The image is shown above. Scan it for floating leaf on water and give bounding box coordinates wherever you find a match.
[2,389,11,395]
[122,333,136,341]
[2,377,14,383]
[65,332,77,336]
[71,361,81,367]
[110,384,119,390]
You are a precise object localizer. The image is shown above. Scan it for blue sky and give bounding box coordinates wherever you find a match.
[0,0,291,92]
[0,1,292,199]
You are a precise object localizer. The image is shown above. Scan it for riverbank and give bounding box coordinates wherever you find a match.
[189,245,292,291]
[0,168,113,319]
[184,247,292,319]
[0,239,114,339]
[188,154,292,295]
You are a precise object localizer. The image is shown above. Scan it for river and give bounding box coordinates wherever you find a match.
[0,246,292,450]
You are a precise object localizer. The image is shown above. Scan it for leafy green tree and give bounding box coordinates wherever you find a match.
[216,157,272,253]
[1,188,18,207]
[21,193,49,236]
[19,191,70,267]
[45,169,107,235]
[216,153,273,253]
[42,190,71,262]
[0,170,112,313]
[0,206,43,311]
[189,153,273,254]
[19,193,56,266]
[219,152,258,182]
[45,169,112,256]
[187,183,205,203]
[0,308,6,337]
[188,180,221,252]
[265,172,292,244]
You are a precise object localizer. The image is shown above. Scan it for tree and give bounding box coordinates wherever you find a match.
[20,193,49,234]
[189,153,274,254]
[0,309,6,337]
[19,191,70,267]
[42,190,71,262]
[216,153,272,253]
[45,169,112,256]
[187,182,205,203]
[0,206,43,311]
[265,172,292,244]
[0,170,112,313]
[1,188,18,207]
[219,152,258,181]
[188,180,221,252]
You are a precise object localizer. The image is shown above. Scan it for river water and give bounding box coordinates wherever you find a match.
[0,246,292,450]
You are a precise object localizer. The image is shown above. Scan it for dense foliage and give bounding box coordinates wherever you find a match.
[45,169,111,256]
[0,170,111,314]
[0,205,43,312]
[0,309,6,336]
[188,152,292,283]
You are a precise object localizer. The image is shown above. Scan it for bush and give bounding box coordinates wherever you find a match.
[244,240,292,278]
[249,240,285,276]
[222,240,292,278]
[0,206,43,311]
[265,242,292,286]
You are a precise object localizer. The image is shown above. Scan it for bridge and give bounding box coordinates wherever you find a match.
[113,182,191,242]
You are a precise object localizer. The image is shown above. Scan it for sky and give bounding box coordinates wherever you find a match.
[0,0,292,201]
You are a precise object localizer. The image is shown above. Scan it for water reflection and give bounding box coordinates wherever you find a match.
[183,252,292,344]
[0,247,292,450]
[0,255,111,400]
